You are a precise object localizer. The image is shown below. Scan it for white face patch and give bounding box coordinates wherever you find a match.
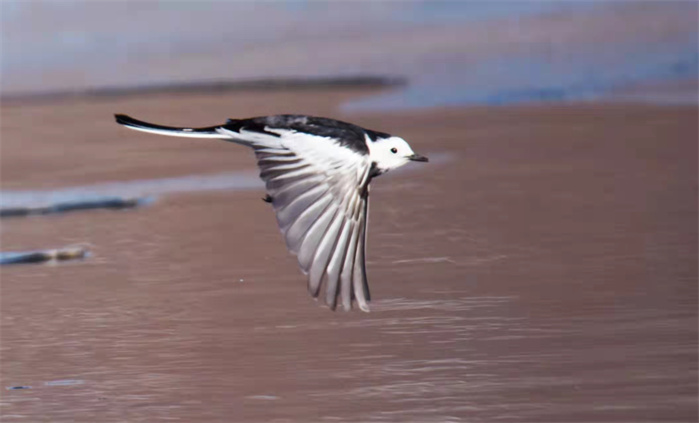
[366,136,417,173]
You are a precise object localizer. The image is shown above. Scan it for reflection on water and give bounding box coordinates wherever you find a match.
[44,379,85,387]
[0,171,262,211]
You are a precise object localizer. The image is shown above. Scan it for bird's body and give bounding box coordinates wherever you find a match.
[115,114,427,312]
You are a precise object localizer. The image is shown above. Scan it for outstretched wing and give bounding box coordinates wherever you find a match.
[217,125,373,312]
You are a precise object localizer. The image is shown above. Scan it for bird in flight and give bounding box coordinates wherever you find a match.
[115,114,428,312]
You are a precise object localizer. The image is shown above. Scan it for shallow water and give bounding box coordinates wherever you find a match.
[1,104,696,421]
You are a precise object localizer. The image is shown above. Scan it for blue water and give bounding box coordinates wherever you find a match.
[1,1,696,107]
[346,40,699,110]
[390,1,597,24]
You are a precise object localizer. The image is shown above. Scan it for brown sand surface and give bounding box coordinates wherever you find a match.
[1,89,697,422]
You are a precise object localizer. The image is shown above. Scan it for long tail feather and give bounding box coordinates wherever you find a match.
[114,114,226,139]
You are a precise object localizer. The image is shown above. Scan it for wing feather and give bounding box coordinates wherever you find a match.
[275,184,328,229]
[308,210,344,297]
[284,193,334,253]
[252,131,372,311]
[257,153,299,163]
[340,218,361,311]
[297,204,338,273]
[353,208,370,311]
[325,220,353,310]
[267,175,325,208]
[259,162,308,180]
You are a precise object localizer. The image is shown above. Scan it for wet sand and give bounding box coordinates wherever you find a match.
[1,88,697,421]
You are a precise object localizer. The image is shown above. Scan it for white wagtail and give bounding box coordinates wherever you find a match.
[115,114,428,312]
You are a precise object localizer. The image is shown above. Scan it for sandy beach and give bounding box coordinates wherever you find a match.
[1,86,696,421]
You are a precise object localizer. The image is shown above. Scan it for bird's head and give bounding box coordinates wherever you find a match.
[368,136,428,174]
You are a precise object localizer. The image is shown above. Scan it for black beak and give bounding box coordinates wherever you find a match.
[408,153,429,162]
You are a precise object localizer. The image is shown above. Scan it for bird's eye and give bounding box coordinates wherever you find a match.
[390,147,398,154]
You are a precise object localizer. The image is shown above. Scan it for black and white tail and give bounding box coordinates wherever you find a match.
[114,114,227,139]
